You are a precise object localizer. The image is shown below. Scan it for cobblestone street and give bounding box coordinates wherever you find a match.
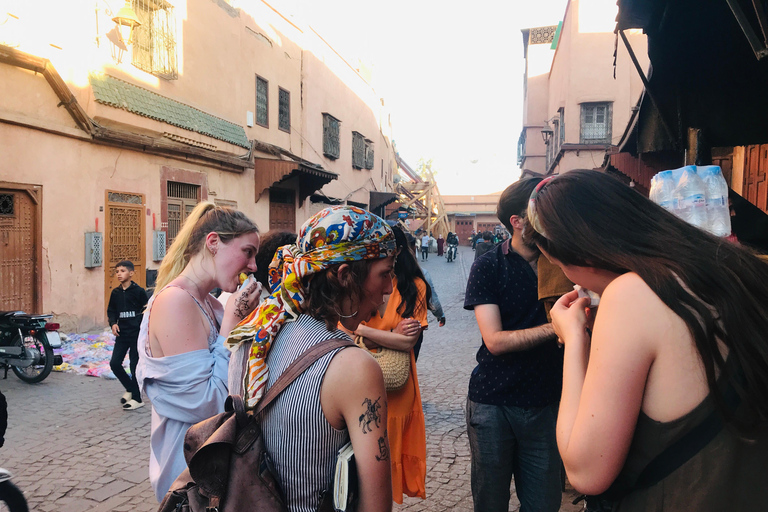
[1,246,580,511]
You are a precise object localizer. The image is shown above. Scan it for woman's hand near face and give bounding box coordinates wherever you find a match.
[221,279,262,335]
[551,290,591,345]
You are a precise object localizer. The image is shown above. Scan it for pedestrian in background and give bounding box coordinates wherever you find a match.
[227,206,395,512]
[473,231,495,261]
[406,233,446,361]
[420,231,431,260]
[526,170,768,510]
[355,225,429,504]
[464,178,563,512]
[107,260,149,411]
[136,203,262,501]
[436,233,445,256]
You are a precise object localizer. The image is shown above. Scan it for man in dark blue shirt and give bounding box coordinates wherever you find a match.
[464,178,563,512]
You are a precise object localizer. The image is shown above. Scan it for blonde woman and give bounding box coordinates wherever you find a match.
[136,202,262,501]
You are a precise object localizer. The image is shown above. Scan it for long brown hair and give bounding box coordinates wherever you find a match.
[156,202,259,290]
[525,170,768,433]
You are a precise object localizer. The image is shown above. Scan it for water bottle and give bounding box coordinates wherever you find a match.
[698,165,732,236]
[674,166,708,230]
[655,170,678,214]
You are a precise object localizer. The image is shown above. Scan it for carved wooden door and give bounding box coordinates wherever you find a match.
[104,191,146,316]
[0,187,38,312]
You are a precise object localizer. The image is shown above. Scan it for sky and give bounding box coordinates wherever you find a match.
[271,0,569,194]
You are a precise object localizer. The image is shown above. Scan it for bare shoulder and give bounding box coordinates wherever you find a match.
[601,272,666,315]
[325,346,383,387]
[596,272,676,350]
[151,286,199,318]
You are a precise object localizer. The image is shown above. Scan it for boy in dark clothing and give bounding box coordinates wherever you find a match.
[107,260,149,411]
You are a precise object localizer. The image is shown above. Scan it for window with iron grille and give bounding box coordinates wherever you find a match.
[580,102,612,144]
[256,76,269,127]
[352,132,365,169]
[364,139,374,170]
[132,0,178,80]
[323,113,340,159]
[166,182,199,248]
[278,88,290,132]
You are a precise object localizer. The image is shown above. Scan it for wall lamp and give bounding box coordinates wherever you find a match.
[541,125,554,144]
[112,1,141,46]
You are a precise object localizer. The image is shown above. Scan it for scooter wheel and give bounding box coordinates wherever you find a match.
[0,480,29,512]
[11,334,54,384]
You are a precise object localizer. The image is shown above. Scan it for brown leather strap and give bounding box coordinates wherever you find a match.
[254,338,355,415]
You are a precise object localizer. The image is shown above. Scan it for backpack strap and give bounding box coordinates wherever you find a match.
[253,337,356,416]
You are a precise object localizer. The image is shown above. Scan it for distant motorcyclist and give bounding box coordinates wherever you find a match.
[446,232,459,262]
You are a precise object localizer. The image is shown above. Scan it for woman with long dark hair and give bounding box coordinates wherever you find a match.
[353,225,431,504]
[525,170,768,510]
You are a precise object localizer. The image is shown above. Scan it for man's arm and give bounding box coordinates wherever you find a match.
[474,303,556,355]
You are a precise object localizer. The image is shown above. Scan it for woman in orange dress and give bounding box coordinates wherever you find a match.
[353,225,430,503]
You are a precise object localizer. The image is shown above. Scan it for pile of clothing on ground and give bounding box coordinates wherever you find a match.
[54,331,126,379]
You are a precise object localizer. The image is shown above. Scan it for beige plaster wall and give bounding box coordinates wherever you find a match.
[0,121,264,330]
[0,0,397,327]
[300,39,396,209]
[546,0,648,152]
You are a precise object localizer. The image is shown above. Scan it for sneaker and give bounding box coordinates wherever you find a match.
[120,391,132,404]
[123,399,145,411]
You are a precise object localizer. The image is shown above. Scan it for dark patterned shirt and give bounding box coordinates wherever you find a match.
[464,240,563,407]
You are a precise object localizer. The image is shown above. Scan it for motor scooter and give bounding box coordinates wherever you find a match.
[0,311,62,383]
[0,468,28,512]
[446,243,458,263]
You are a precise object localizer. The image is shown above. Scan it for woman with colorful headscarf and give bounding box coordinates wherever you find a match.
[227,206,396,512]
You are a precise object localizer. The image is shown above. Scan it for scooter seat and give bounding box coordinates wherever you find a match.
[0,311,24,318]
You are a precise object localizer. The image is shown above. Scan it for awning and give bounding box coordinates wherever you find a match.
[616,0,768,150]
[369,191,398,211]
[254,158,338,204]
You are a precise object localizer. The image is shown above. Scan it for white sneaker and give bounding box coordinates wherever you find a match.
[120,391,132,404]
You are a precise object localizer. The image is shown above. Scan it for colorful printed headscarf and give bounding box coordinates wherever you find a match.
[226,205,396,408]
[527,175,556,238]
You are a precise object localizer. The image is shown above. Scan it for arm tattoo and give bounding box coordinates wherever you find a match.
[375,430,389,462]
[358,397,382,434]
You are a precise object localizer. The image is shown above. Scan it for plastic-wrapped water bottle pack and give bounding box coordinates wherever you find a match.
[649,165,731,237]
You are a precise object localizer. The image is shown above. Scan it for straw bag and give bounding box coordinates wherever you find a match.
[354,335,410,391]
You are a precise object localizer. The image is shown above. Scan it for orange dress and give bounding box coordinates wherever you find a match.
[362,278,428,503]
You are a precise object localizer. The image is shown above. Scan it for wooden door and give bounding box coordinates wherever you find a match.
[743,144,768,213]
[0,186,40,312]
[104,191,146,314]
[269,188,296,232]
[455,219,474,246]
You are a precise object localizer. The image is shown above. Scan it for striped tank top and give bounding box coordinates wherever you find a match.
[261,315,353,512]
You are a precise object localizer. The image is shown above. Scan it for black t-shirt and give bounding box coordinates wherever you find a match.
[464,240,563,407]
[107,281,149,338]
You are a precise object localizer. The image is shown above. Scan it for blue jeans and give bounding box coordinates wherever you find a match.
[466,398,561,512]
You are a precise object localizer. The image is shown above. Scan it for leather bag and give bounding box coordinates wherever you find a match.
[354,335,410,391]
[158,338,355,512]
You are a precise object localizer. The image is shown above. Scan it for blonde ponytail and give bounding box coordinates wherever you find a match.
[155,202,217,291]
[154,201,259,292]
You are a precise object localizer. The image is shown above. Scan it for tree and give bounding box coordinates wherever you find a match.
[416,158,438,180]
